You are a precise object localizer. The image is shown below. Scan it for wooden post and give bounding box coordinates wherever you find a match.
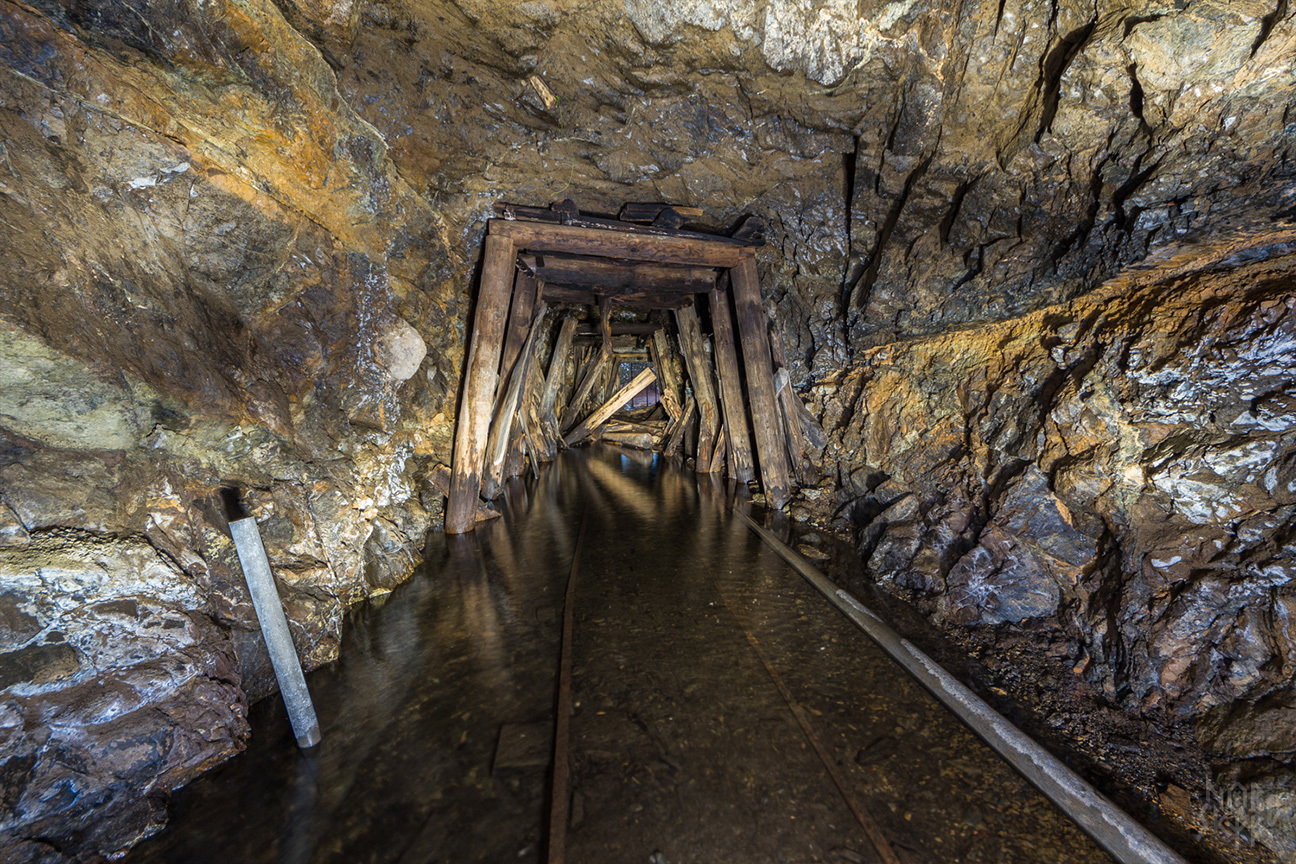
[505,319,551,478]
[664,395,695,456]
[650,329,684,423]
[483,304,548,499]
[564,368,657,446]
[709,280,755,483]
[539,316,578,459]
[447,235,516,534]
[674,302,721,473]
[499,271,539,384]
[729,257,792,509]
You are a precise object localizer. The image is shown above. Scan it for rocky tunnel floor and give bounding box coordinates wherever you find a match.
[130,447,1131,863]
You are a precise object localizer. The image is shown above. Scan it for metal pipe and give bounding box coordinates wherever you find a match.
[229,516,322,749]
[734,509,1187,864]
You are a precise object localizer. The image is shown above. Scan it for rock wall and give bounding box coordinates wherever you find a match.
[803,236,1296,858]
[0,0,1293,859]
[0,0,459,858]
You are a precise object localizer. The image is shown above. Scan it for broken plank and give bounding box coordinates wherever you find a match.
[483,303,548,499]
[564,368,657,446]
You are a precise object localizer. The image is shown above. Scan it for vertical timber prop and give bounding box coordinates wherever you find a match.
[729,257,792,509]
[674,302,721,472]
[505,310,553,480]
[708,278,755,483]
[650,328,684,427]
[447,235,516,534]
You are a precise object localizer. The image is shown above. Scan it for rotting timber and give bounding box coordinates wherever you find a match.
[445,200,799,534]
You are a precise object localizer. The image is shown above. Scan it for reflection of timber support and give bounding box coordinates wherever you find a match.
[447,234,515,534]
[449,201,795,533]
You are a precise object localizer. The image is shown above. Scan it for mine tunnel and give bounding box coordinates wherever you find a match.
[1,1,1295,863]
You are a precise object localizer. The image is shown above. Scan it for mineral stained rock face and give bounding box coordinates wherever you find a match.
[809,238,1296,859]
[0,0,1293,859]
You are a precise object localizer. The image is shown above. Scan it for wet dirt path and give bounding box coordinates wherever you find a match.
[131,447,1113,863]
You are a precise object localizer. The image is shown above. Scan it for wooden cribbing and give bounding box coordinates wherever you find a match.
[709,281,755,483]
[447,235,516,534]
[526,254,717,294]
[674,303,721,473]
[490,219,753,268]
[729,257,792,509]
[563,367,657,446]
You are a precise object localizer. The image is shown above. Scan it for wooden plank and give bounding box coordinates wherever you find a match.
[730,257,792,509]
[499,270,539,384]
[563,368,657,446]
[599,298,613,357]
[664,395,695,456]
[447,234,516,533]
[538,285,696,309]
[674,303,721,473]
[494,202,758,248]
[650,329,684,422]
[491,219,752,268]
[562,349,607,432]
[506,325,550,478]
[576,322,659,337]
[483,303,547,499]
[529,254,717,294]
[619,202,704,223]
[539,316,578,458]
[709,281,756,483]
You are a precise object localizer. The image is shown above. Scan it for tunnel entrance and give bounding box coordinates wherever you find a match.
[445,200,816,534]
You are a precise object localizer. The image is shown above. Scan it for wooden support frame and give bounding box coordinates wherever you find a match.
[447,234,517,534]
[450,202,791,532]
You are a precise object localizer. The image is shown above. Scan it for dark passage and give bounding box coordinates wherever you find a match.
[131,448,1111,863]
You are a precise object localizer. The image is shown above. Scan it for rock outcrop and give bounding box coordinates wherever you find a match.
[806,236,1296,858]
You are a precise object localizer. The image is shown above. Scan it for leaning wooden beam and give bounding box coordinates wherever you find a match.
[498,270,539,384]
[539,316,578,459]
[490,219,752,268]
[447,235,517,534]
[650,329,684,422]
[664,394,695,456]
[674,303,721,473]
[505,323,551,478]
[562,348,606,432]
[482,303,548,499]
[709,281,756,483]
[730,258,792,509]
[564,367,658,446]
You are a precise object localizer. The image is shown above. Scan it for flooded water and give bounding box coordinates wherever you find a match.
[130,447,1113,864]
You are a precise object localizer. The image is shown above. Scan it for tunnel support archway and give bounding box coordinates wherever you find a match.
[446,202,795,533]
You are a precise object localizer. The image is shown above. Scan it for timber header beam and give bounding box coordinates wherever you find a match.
[491,219,754,268]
